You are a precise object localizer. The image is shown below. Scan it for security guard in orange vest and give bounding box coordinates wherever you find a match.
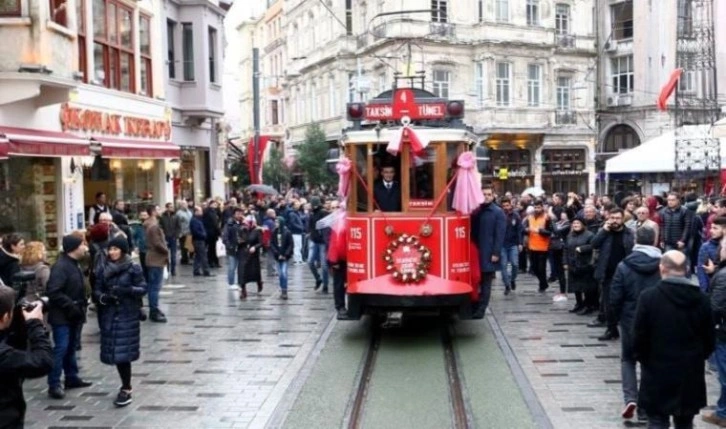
[523,199,555,292]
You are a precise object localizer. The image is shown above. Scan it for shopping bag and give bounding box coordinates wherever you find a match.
[163,265,169,281]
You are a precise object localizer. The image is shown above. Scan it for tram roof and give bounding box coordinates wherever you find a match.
[341,127,479,145]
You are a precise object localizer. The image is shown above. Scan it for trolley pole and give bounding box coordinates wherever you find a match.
[252,47,261,184]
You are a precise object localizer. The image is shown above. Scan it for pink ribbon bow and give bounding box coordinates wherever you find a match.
[452,151,484,215]
[386,126,429,157]
[336,156,352,198]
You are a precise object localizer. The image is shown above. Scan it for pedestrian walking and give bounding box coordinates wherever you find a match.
[223,208,244,288]
[702,237,726,427]
[143,205,169,323]
[308,197,329,292]
[176,201,192,265]
[551,212,571,301]
[609,227,661,422]
[633,250,714,429]
[203,201,221,268]
[93,237,147,407]
[190,206,212,278]
[269,217,293,300]
[131,211,149,280]
[327,215,348,319]
[46,234,92,399]
[159,202,181,277]
[523,199,553,292]
[499,197,523,295]
[470,183,506,319]
[288,202,305,264]
[237,216,263,299]
[564,217,595,314]
[262,209,278,277]
[590,207,634,341]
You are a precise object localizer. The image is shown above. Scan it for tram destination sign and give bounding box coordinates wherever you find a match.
[364,102,447,121]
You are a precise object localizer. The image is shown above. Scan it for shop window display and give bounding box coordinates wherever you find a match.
[0,159,59,250]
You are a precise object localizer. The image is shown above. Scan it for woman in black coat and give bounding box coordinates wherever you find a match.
[0,233,25,286]
[564,218,595,314]
[94,237,146,408]
[237,216,263,299]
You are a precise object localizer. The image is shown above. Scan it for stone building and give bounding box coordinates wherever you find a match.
[238,0,599,195]
[596,0,726,194]
[0,0,176,246]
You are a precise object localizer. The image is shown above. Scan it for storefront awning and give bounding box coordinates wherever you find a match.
[0,137,8,160]
[93,136,180,159]
[0,126,90,157]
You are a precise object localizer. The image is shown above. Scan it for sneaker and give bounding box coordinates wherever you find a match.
[114,390,133,407]
[504,286,511,296]
[314,280,322,291]
[336,308,349,320]
[150,310,167,323]
[553,294,568,303]
[621,402,637,419]
[511,281,517,291]
[228,284,239,290]
[280,291,288,300]
[702,412,726,427]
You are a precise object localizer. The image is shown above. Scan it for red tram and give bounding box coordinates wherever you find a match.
[327,86,490,321]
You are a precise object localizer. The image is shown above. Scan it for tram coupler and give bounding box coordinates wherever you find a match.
[381,311,403,329]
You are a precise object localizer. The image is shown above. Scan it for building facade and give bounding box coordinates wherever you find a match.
[238,0,599,195]
[596,0,726,194]
[0,0,176,247]
[162,0,228,201]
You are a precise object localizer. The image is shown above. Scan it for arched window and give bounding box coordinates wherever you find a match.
[602,124,641,153]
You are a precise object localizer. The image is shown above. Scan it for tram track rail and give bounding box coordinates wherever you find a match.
[346,321,473,429]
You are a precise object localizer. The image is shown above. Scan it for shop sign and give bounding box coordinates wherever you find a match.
[63,181,84,233]
[498,168,508,180]
[59,103,172,140]
[548,170,586,176]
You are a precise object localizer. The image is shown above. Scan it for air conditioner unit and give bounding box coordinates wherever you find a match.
[606,96,618,107]
[604,41,617,52]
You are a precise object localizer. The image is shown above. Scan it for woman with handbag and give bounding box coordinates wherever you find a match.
[93,237,147,407]
[564,217,596,314]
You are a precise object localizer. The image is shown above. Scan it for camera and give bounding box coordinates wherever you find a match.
[6,270,47,350]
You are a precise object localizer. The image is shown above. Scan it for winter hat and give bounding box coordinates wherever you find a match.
[62,234,83,254]
[89,223,110,243]
[571,216,586,227]
[310,196,322,209]
[108,236,129,254]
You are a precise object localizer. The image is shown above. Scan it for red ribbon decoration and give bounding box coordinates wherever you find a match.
[387,125,429,157]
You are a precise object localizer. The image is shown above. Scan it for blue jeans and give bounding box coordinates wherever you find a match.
[147,266,163,311]
[227,254,239,286]
[48,324,80,389]
[308,242,329,288]
[166,236,177,276]
[500,245,519,288]
[714,341,726,418]
[277,260,289,291]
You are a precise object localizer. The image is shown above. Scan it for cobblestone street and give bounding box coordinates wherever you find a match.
[21,263,724,429]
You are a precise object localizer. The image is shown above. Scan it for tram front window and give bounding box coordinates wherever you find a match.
[410,148,435,202]
[373,165,402,212]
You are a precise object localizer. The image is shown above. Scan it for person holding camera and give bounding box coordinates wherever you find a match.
[46,234,92,399]
[0,285,53,427]
[93,237,147,407]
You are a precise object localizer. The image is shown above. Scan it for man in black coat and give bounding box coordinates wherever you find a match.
[0,285,53,427]
[609,226,661,422]
[203,201,222,268]
[633,250,714,429]
[373,166,402,212]
[46,235,93,399]
[590,207,634,340]
[660,191,692,253]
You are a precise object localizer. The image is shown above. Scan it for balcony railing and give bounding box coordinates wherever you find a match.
[429,22,455,38]
[555,110,577,125]
[555,34,575,48]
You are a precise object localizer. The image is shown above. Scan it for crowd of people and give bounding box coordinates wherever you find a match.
[5,183,726,427]
[470,185,726,428]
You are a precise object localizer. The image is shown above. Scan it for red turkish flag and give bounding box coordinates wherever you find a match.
[656,68,683,111]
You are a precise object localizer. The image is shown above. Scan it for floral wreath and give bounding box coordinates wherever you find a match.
[383,234,432,283]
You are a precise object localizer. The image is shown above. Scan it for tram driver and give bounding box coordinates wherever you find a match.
[373,165,402,212]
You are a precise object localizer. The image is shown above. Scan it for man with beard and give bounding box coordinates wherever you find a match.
[523,199,553,292]
[470,183,506,318]
[591,208,634,341]
[697,216,726,294]
[610,227,661,422]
